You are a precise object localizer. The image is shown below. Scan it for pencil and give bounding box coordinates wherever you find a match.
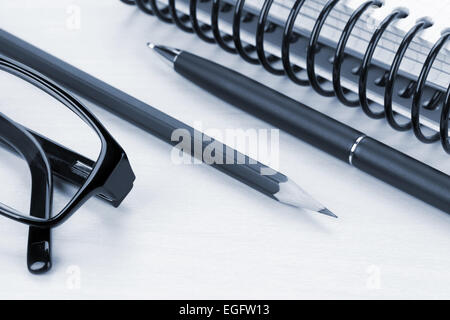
[0,29,336,218]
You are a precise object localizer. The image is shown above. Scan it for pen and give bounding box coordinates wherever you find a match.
[148,43,450,215]
[0,29,336,218]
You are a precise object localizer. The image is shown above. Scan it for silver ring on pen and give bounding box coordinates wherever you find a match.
[349,135,366,166]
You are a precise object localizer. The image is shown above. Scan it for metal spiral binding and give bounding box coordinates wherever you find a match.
[359,7,409,119]
[135,0,155,15]
[149,0,173,22]
[233,0,259,64]
[121,0,450,154]
[282,0,309,86]
[412,30,450,144]
[384,17,434,131]
[168,0,194,32]
[256,0,285,75]
[211,1,236,53]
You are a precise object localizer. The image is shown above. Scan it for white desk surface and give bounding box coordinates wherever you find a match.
[0,0,449,299]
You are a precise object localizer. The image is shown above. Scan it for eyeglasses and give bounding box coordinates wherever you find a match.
[0,55,135,273]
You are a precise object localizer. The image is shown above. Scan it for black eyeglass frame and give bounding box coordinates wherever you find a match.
[0,55,135,228]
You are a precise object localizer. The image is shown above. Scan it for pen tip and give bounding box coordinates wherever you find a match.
[147,42,155,49]
[318,208,338,218]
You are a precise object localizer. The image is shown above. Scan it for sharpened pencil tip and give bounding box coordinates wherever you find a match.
[147,42,155,49]
[319,208,338,218]
[275,179,337,219]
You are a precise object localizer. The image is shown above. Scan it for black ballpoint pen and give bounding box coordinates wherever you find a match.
[0,29,336,218]
[149,43,450,215]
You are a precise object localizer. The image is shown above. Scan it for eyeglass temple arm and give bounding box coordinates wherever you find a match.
[0,129,93,183]
[27,131,124,206]
[29,132,94,185]
[0,127,127,207]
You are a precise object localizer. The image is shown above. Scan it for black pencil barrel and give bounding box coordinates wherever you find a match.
[0,29,283,200]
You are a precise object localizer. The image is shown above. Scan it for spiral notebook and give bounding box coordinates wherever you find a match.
[121,0,450,152]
